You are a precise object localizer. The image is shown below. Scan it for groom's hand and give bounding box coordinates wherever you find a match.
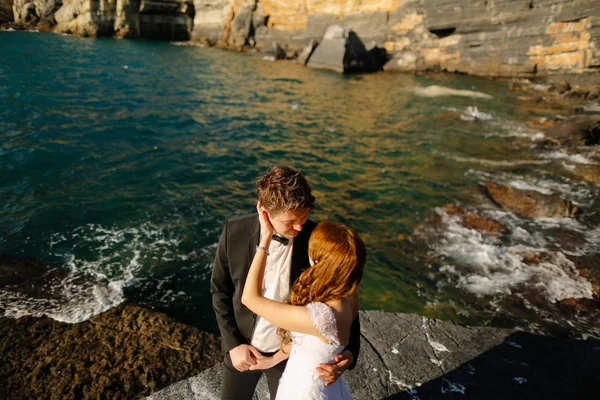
[229,344,263,372]
[316,350,354,386]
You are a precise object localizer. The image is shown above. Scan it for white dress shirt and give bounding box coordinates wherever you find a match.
[250,234,294,352]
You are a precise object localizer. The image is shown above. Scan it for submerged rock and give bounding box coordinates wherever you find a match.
[544,115,600,147]
[412,85,493,99]
[442,204,507,236]
[572,164,600,185]
[482,181,579,219]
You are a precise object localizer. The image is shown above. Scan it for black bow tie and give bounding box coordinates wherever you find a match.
[272,235,289,246]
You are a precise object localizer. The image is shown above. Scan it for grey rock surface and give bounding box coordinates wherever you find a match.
[306,25,386,73]
[145,309,600,399]
[144,310,600,399]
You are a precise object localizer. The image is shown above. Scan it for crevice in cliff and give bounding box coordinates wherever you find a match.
[429,27,456,38]
[559,17,586,23]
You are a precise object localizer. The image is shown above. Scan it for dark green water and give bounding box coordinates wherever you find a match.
[1,31,599,337]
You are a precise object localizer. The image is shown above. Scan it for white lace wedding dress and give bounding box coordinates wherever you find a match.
[275,302,353,400]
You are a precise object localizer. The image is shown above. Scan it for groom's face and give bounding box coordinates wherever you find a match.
[268,208,310,238]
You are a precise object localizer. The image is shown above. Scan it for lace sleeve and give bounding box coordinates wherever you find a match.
[306,302,341,346]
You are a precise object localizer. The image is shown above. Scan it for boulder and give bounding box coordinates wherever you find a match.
[482,181,579,219]
[544,115,600,147]
[573,164,600,185]
[550,80,572,94]
[266,40,285,60]
[442,204,507,236]
[306,25,387,73]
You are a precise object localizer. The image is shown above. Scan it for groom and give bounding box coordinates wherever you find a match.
[211,166,361,400]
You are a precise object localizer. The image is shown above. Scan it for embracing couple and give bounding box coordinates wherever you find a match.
[211,166,366,400]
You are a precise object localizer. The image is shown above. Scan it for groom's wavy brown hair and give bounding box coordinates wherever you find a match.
[278,221,367,346]
[256,166,315,214]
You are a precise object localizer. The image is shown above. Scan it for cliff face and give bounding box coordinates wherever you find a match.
[192,0,600,76]
[6,0,600,76]
[11,0,194,39]
[0,0,14,24]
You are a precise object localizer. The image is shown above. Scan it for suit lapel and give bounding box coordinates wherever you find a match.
[290,229,309,288]
[246,214,260,273]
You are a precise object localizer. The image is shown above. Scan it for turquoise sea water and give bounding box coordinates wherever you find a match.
[1,31,599,337]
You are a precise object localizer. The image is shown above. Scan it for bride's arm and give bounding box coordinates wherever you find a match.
[241,203,323,338]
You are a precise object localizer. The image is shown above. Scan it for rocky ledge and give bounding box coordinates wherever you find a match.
[144,310,600,400]
[0,303,221,399]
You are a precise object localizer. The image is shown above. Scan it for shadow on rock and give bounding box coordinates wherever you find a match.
[383,331,600,399]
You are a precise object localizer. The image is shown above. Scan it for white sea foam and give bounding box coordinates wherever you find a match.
[1,222,189,323]
[460,106,493,121]
[412,85,493,99]
[540,149,598,165]
[530,84,551,92]
[170,41,205,48]
[440,153,550,167]
[434,209,593,303]
[441,379,466,394]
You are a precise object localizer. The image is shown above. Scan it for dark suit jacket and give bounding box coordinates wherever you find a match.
[210,213,361,369]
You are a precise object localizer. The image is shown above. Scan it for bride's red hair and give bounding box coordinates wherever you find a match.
[278,221,366,344]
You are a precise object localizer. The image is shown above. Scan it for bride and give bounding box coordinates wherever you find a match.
[242,203,367,400]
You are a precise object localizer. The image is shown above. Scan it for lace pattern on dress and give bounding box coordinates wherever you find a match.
[306,302,341,346]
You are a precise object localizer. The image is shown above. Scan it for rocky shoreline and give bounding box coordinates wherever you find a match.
[0,256,222,400]
[2,3,600,398]
[2,0,599,76]
[0,303,222,400]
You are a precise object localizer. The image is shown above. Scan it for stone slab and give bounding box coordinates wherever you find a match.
[144,310,600,399]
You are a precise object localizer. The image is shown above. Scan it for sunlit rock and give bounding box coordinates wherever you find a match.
[442,204,507,236]
[483,181,579,219]
[306,25,387,73]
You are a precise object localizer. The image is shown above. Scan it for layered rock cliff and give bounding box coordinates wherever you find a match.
[9,0,194,39]
[0,0,14,24]
[5,0,600,76]
[192,0,600,76]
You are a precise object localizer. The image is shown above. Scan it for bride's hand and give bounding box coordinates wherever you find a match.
[257,201,274,239]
